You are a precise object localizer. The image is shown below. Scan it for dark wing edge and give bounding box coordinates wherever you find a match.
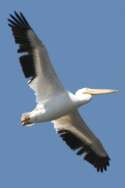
[58,129,110,172]
[8,11,36,79]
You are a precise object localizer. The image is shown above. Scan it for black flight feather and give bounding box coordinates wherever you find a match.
[8,11,36,79]
[58,129,110,172]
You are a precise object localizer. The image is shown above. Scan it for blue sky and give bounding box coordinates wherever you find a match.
[0,0,124,187]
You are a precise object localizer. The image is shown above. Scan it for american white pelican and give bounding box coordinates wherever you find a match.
[8,12,118,172]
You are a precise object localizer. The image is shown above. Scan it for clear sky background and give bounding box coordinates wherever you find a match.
[0,0,124,187]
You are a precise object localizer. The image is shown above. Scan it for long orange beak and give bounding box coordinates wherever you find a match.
[85,88,119,95]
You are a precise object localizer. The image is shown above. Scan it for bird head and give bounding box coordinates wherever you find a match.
[75,88,119,106]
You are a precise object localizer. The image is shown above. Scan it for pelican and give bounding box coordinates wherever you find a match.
[8,12,118,172]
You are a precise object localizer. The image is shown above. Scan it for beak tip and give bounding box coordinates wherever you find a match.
[113,89,119,93]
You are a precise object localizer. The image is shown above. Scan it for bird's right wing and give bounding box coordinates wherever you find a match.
[8,12,65,103]
[52,110,110,172]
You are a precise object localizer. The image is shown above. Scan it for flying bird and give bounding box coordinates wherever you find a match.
[8,12,118,172]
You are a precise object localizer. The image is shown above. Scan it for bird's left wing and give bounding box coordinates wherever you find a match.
[52,110,110,172]
[8,12,65,103]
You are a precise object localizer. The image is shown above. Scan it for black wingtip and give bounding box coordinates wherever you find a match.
[95,156,110,172]
[58,129,110,173]
[8,11,31,29]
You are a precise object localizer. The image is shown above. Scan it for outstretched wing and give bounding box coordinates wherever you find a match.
[52,110,110,172]
[8,12,65,103]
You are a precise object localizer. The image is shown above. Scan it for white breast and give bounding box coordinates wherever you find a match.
[32,91,76,123]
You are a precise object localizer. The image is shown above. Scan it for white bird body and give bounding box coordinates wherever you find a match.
[27,91,92,124]
[8,12,118,172]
